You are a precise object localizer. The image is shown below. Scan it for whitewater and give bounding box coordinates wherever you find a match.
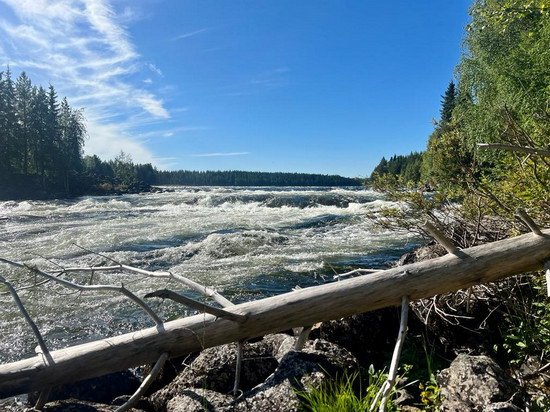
[0,186,418,363]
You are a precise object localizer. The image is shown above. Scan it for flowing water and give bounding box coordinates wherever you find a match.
[0,186,418,363]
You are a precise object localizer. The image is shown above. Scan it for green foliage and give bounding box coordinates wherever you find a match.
[498,276,550,366]
[370,152,424,185]
[439,81,457,126]
[297,367,398,412]
[156,169,361,187]
[0,68,86,197]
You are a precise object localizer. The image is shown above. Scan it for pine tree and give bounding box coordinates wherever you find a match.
[14,72,33,175]
[0,67,18,177]
[59,97,86,193]
[46,85,62,184]
[440,80,456,126]
[30,86,51,185]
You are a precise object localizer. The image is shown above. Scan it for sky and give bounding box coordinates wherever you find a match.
[0,0,472,177]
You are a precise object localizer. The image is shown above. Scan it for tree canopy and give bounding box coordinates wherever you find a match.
[0,69,86,198]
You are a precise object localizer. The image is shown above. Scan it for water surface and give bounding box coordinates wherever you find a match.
[0,186,417,363]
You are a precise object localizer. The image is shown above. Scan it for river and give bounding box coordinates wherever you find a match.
[0,186,418,363]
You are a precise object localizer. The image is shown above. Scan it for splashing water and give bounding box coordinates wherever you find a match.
[0,186,418,362]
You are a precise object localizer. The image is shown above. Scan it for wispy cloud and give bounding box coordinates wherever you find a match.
[147,62,162,76]
[191,152,249,157]
[0,0,171,164]
[218,67,291,97]
[171,28,209,41]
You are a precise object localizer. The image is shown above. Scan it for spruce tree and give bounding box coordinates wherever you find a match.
[440,80,456,125]
[14,72,33,175]
[0,67,18,177]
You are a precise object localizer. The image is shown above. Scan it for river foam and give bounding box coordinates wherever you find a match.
[0,186,418,362]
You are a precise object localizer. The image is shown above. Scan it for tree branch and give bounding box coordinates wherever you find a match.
[145,289,246,323]
[477,143,550,157]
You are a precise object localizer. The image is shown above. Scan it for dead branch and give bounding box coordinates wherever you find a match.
[116,352,168,412]
[0,230,549,397]
[516,209,543,236]
[57,264,233,308]
[144,289,246,323]
[0,258,162,326]
[233,342,243,397]
[372,296,409,412]
[0,274,51,363]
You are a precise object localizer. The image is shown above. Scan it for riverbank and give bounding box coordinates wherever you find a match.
[2,239,548,411]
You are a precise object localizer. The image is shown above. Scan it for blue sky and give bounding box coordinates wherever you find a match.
[0,0,471,177]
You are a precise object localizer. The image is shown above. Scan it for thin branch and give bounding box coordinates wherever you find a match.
[294,325,313,351]
[0,258,162,326]
[115,352,169,412]
[145,289,247,323]
[59,264,234,308]
[72,243,123,265]
[516,209,543,236]
[545,261,550,298]
[233,342,243,397]
[0,274,51,363]
[34,389,51,410]
[380,296,409,411]
[477,143,550,157]
[422,221,462,256]
[333,269,380,280]
[370,296,410,412]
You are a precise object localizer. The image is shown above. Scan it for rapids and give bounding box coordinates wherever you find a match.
[0,186,418,363]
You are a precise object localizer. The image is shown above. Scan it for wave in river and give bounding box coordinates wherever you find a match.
[0,186,418,363]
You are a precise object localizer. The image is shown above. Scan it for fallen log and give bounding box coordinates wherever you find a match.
[1,229,549,398]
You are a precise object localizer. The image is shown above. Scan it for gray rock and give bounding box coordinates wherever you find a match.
[165,389,233,412]
[397,242,446,266]
[483,402,523,412]
[438,354,522,411]
[149,336,284,411]
[234,339,358,412]
[31,399,126,411]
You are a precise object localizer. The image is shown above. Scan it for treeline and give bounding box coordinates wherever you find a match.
[371,0,549,222]
[155,170,360,187]
[0,68,86,198]
[83,154,361,189]
[370,152,423,185]
[0,68,359,199]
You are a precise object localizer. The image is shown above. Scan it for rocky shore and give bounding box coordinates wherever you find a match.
[1,244,547,411]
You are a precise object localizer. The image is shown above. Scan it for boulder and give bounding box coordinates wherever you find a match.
[438,354,522,411]
[311,308,400,367]
[165,389,233,412]
[233,338,358,411]
[149,335,287,411]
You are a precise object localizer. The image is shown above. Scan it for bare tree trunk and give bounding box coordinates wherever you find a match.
[0,230,549,398]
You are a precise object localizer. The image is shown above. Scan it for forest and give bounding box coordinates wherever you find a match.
[0,69,86,199]
[371,1,549,229]
[0,71,358,200]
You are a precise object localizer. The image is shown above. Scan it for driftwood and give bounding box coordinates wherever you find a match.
[0,229,549,398]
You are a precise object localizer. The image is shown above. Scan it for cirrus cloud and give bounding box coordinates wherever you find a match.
[0,0,171,164]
